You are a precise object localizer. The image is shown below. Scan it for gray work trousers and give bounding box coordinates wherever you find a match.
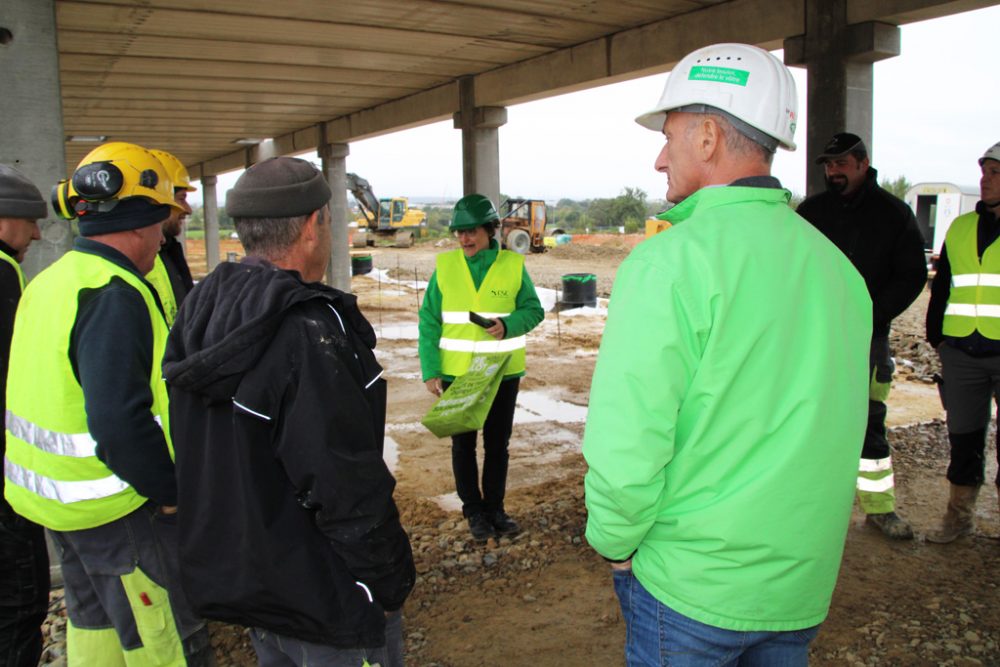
[250,611,404,667]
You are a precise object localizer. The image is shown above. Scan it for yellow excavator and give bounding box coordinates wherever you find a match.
[347,173,427,248]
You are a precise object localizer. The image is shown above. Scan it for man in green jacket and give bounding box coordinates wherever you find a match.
[583,43,872,666]
[418,194,543,542]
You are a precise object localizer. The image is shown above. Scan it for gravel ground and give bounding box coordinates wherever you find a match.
[37,248,1000,666]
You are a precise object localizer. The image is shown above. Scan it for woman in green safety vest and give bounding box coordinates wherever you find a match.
[418,193,544,543]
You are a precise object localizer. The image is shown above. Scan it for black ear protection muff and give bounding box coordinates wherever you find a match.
[72,161,126,201]
[51,181,75,220]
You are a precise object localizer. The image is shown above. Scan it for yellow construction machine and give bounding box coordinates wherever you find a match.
[347,173,427,248]
[499,198,547,254]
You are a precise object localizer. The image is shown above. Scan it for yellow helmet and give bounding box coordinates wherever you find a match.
[51,141,184,220]
[149,148,196,192]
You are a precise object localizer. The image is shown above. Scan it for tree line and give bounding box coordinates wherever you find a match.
[185,175,912,240]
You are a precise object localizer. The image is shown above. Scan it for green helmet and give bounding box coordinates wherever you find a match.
[449,193,499,231]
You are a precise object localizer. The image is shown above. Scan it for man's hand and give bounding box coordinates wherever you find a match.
[159,505,177,515]
[425,378,442,396]
[610,559,632,571]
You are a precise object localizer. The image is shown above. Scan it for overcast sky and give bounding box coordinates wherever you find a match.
[192,4,999,207]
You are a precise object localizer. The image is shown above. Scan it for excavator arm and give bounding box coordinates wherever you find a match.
[346,172,380,225]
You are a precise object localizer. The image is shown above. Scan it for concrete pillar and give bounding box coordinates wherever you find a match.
[0,0,70,279]
[202,174,221,272]
[453,77,507,207]
[319,143,351,292]
[784,0,900,196]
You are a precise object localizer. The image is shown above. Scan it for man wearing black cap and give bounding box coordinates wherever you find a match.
[4,143,213,664]
[797,132,928,540]
[163,157,415,666]
[0,164,49,667]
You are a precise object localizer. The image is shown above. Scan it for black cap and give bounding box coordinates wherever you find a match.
[815,132,868,164]
[226,157,331,219]
[0,164,47,219]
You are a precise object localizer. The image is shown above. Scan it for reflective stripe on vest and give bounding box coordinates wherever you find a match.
[4,457,130,504]
[0,250,25,292]
[436,249,525,377]
[4,250,171,531]
[6,410,98,458]
[943,211,1000,339]
[146,253,178,326]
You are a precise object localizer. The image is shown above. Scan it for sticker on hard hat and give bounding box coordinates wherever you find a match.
[688,66,749,86]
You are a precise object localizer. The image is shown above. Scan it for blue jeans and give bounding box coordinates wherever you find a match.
[250,610,404,667]
[613,570,819,667]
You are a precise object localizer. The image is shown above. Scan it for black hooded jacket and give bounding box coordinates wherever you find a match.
[797,167,928,337]
[162,259,414,648]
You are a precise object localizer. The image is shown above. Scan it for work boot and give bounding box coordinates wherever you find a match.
[467,512,495,543]
[489,510,521,537]
[927,484,980,544]
[865,511,914,540]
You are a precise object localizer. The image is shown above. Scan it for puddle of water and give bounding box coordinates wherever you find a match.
[558,303,608,316]
[383,435,399,474]
[536,286,558,312]
[358,269,428,291]
[514,390,588,424]
[376,323,419,340]
[432,492,463,513]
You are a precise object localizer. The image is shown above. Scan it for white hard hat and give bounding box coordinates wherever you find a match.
[635,43,798,151]
[979,141,1000,165]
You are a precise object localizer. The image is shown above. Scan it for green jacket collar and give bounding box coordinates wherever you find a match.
[660,184,791,225]
[465,238,500,266]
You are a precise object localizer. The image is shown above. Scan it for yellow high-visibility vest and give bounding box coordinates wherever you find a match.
[146,253,177,326]
[943,211,1000,340]
[4,250,171,531]
[437,249,526,377]
[0,250,25,292]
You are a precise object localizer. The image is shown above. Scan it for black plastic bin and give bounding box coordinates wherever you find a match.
[561,273,597,307]
[351,254,373,276]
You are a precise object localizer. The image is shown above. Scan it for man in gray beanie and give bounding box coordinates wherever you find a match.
[163,157,415,666]
[0,164,49,667]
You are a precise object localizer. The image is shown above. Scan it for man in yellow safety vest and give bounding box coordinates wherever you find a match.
[926,140,1000,543]
[4,142,212,665]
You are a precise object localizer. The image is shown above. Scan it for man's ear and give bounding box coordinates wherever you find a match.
[698,117,721,161]
[302,209,321,244]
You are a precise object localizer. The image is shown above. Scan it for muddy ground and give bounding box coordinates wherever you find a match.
[40,236,999,666]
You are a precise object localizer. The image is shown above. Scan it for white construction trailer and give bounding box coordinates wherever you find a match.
[904,182,979,256]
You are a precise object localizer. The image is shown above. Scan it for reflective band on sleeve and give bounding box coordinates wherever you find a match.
[945,303,1000,318]
[4,457,130,503]
[6,411,98,458]
[325,303,346,334]
[355,581,374,603]
[439,335,526,353]
[856,473,894,493]
[858,457,892,473]
[441,310,509,324]
[365,369,384,390]
[232,400,272,421]
[951,273,1000,288]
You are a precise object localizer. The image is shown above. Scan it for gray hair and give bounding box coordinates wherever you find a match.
[234,204,328,260]
[677,106,775,166]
